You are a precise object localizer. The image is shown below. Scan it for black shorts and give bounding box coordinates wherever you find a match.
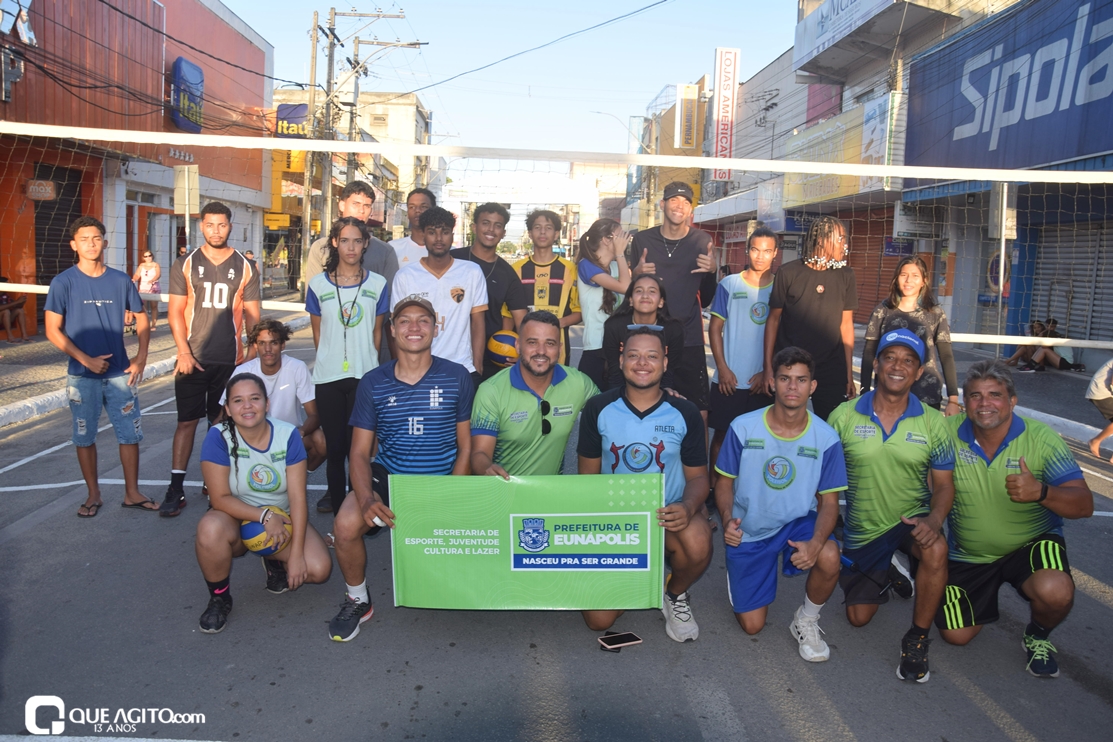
[673,345,711,411]
[934,534,1071,631]
[840,522,916,606]
[175,363,235,423]
[708,386,772,430]
[370,461,391,505]
[1090,397,1113,422]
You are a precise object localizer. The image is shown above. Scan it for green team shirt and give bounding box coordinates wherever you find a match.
[947,413,1083,564]
[829,391,955,551]
[471,363,598,475]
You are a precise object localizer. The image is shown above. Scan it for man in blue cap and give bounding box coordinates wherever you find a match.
[828,328,956,683]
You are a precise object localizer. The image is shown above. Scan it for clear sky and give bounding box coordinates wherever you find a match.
[222,0,798,152]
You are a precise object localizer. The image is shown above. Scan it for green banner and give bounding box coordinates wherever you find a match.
[390,474,665,610]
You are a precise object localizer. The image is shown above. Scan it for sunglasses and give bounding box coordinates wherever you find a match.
[627,323,663,332]
[540,400,552,435]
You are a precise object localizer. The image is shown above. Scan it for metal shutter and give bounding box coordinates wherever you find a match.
[1032,223,1106,342]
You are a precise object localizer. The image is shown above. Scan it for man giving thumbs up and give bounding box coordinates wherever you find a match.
[937,360,1093,679]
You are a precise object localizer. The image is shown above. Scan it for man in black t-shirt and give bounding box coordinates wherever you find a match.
[630,181,717,416]
[450,203,530,380]
[163,201,261,517]
[763,215,858,420]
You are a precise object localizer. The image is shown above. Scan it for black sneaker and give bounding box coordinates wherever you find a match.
[328,595,373,642]
[896,635,931,683]
[888,555,915,599]
[316,493,333,513]
[1023,633,1059,678]
[199,594,232,633]
[159,486,186,517]
[263,559,288,594]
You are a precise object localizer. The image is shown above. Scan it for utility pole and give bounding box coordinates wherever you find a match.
[321,8,340,234]
[318,8,407,227]
[346,38,361,184]
[300,11,319,293]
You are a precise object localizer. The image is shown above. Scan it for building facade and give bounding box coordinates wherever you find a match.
[0,0,272,337]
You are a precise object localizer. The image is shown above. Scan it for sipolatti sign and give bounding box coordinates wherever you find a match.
[906,0,1113,169]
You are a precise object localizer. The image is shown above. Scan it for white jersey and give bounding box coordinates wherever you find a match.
[391,235,428,270]
[391,258,489,372]
[200,419,306,511]
[221,356,314,427]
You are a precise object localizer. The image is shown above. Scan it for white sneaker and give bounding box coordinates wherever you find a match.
[790,605,830,662]
[889,552,915,599]
[662,591,700,642]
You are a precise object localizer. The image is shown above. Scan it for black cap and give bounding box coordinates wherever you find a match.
[663,182,694,203]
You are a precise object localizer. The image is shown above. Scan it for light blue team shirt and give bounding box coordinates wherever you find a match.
[306,271,390,384]
[577,388,707,505]
[200,418,307,512]
[709,273,773,384]
[714,407,848,542]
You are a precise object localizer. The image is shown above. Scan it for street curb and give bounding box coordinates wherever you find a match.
[0,316,310,430]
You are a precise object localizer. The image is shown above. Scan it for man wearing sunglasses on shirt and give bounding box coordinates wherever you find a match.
[471,310,598,478]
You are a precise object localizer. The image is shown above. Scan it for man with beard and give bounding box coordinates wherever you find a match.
[577,328,711,642]
[629,182,717,420]
[163,201,261,517]
[471,311,598,477]
[450,203,530,379]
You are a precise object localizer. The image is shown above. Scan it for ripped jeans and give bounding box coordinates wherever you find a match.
[66,374,143,447]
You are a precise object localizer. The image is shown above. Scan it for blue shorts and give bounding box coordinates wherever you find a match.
[839,521,916,605]
[66,374,143,447]
[725,511,832,614]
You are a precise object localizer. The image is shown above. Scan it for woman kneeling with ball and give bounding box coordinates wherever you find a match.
[196,373,332,633]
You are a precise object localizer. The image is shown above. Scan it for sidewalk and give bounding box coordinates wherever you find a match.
[851,327,1109,453]
[0,291,308,428]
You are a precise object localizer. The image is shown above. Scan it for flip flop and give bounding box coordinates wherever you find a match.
[121,498,159,511]
[77,502,102,518]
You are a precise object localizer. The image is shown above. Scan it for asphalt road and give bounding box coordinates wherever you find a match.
[2,325,1113,741]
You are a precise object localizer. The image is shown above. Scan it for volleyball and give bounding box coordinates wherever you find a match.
[486,330,519,368]
[240,506,292,556]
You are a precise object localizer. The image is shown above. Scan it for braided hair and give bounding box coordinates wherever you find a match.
[221,373,269,479]
[578,218,621,315]
[324,216,371,276]
[801,215,848,268]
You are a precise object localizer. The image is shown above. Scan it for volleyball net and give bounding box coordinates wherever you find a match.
[2,120,1113,359]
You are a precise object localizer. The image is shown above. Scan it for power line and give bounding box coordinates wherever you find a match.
[373,0,674,105]
[93,0,319,90]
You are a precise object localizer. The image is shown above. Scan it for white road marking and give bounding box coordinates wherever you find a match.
[0,396,175,475]
[0,479,329,493]
[682,676,747,742]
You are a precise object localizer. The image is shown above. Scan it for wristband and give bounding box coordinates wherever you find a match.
[1038,483,1049,503]
[261,509,272,525]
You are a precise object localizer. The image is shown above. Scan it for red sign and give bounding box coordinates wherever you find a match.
[26,180,56,201]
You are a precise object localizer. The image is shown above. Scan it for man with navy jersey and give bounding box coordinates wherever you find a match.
[714,347,847,662]
[578,328,712,642]
[327,295,475,642]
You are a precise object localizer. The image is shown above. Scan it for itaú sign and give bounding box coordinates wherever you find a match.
[907,0,1113,169]
[170,57,204,133]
